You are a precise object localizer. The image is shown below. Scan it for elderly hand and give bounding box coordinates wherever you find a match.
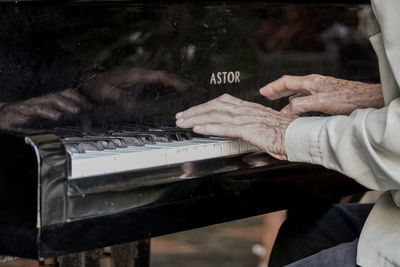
[260,74,384,115]
[175,94,297,160]
[0,89,92,129]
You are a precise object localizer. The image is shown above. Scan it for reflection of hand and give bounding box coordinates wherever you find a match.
[260,74,384,115]
[83,68,201,109]
[0,89,91,129]
[176,94,297,160]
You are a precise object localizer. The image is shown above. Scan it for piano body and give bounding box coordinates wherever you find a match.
[0,0,374,262]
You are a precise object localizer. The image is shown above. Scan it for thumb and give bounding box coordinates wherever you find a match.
[280,95,323,115]
[260,75,313,101]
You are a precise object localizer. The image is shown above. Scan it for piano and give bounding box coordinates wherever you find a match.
[0,0,374,265]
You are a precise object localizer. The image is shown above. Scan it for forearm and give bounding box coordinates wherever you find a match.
[286,98,400,191]
[317,78,383,111]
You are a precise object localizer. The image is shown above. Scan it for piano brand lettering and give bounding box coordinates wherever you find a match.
[210,71,240,85]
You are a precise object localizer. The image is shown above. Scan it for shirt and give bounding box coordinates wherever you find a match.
[284,0,400,266]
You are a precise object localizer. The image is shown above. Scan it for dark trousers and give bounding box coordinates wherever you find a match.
[269,203,374,267]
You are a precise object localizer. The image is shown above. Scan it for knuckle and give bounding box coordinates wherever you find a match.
[290,98,300,109]
[281,75,293,88]
[290,97,300,104]
[252,123,265,132]
[218,93,229,100]
[315,94,327,104]
[209,112,219,120]
[285,102,296,113]
[308,74,324,84]
[303,74,320,91]
[233,114,244,124]
[308,73,322,79]
[225,111,236,121]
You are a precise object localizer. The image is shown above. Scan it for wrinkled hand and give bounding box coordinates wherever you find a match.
[83,67,202,110]
[260,74,384,115]
[175,94,297,160]
[0,89,92,129]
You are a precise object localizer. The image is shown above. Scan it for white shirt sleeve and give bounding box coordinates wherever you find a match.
[285,98,400,191]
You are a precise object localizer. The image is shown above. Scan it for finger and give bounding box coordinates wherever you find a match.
[192,123,245,139]
[177,112,263,128]
[176,94,265,119]
[45,94,83,114]
[28,105,62,121]
[176,98,237,119]
[59,89,93,110]
[177,112,229,128]
[288,92,309,101]
[280,94,334,115]
[177,100,273,121]
[259,75,313,100]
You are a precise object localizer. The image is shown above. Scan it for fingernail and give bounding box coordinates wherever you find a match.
[177,118,184,124]
[176,112,183,119]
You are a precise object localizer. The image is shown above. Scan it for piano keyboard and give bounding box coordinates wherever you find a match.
[63,130,259,179]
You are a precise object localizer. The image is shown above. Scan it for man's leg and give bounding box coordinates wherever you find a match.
[269,203,373,267]
[286,239,359,267]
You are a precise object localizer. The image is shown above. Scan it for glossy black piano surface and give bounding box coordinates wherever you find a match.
[0,0,372,259]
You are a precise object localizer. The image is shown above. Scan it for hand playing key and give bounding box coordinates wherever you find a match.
[176,93,297,160]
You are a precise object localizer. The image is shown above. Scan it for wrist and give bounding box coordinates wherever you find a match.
[281,115,298,160]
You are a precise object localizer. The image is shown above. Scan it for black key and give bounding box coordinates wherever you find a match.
[65,143,85,154]
[97,140,116,150]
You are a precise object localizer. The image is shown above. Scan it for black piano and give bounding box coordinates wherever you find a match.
[0,0,374,265]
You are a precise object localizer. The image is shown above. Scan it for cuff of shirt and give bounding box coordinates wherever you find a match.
[285,116,330,165]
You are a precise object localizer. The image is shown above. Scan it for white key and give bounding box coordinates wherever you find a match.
[69,138,259,179]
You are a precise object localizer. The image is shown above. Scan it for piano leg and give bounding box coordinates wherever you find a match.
[110,240,151,267]
[57,249,102,267]
[42,240,151,267]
